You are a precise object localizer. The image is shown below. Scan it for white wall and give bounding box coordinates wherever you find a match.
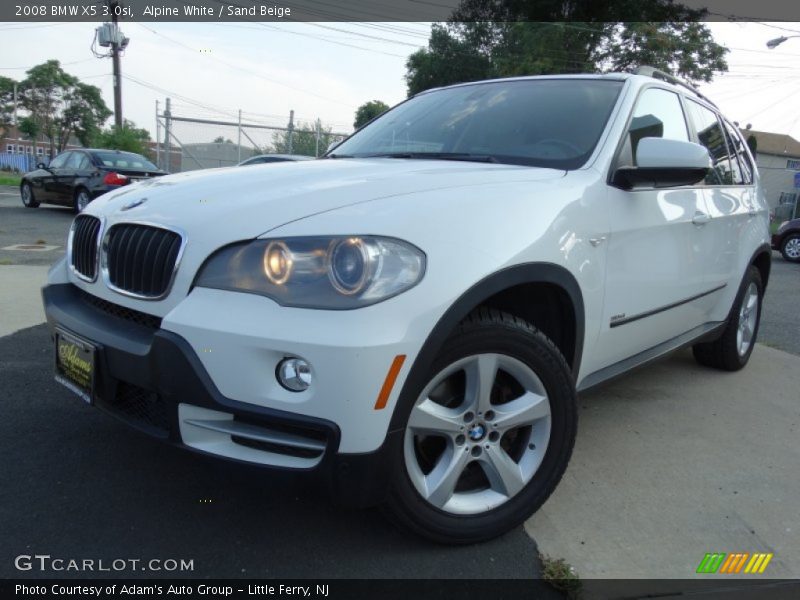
[755,152,800,210]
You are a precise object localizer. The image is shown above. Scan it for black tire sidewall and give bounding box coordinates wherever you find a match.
[387,314,577,543]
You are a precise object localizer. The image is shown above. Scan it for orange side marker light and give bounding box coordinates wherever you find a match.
[374,355,406,410]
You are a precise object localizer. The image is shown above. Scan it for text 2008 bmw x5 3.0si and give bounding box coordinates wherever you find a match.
[43,69,771,544]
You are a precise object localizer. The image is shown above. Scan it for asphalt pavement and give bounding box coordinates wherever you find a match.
[0,185,71,267]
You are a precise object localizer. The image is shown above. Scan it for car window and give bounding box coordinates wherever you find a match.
[66,152,90,170]
[332,79,624,170]
[49,152,70,169]
[721,120,753,185]
[621,88,689,167]
[685,100,734,186]
[92,151,158,171]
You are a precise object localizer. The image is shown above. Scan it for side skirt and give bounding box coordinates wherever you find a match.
[577,321,726,393]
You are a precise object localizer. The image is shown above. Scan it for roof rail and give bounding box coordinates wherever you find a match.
[633,66,718,108]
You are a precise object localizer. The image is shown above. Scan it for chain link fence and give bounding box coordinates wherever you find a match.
[154,100,350,173]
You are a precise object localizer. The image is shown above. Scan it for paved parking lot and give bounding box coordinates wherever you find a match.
[1,183,798,589]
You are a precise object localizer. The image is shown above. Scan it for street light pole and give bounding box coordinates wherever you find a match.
[766,35,800,49]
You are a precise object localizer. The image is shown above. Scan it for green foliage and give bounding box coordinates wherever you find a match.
[353,100,390,130]
[0,75,16,139]
[405,1,728,96]
[17,60,111,156]
[272,121,333,157]
[213,136,234,144]
[93,119,152,156]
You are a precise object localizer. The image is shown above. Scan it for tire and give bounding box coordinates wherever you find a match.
[692,266,763,371]
[780,233,800,263]
[20,182,39,208]
[385,307,577,544]
[74,188,91,213]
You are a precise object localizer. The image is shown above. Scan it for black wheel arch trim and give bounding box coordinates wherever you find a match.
[388,262,585,433]
[748,243,772,290]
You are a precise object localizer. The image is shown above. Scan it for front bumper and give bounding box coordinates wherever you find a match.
[42,283,402,507]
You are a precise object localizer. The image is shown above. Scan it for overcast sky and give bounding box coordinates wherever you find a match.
[2,21,800,146]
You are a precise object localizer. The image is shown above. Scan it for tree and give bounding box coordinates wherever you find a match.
[213,136,234,144]
[272,121,334,157]
[405,1,728,96]
[0,76,16,140]
[353,100,390,129]
[17,60,111,157]
[93,120,152,156]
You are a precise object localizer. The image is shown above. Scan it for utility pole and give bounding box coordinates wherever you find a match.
[110,1,123,129]
[315,118,321,157]
[155,99,161,170]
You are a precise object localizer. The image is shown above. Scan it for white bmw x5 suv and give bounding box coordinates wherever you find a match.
[44,68,771,544]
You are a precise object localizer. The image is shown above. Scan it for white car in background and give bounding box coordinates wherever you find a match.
[43,68,770,543]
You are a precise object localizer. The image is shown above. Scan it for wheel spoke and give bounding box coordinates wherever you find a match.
[464,354,498,414]
[424,445,470,508]
[492,391,550,431]
[479,447,526,498]
[408,399,463,436]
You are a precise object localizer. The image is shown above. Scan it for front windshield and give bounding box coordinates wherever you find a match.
[332,78,624,170]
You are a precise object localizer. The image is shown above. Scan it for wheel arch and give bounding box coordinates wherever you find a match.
[389,263,584,432]
[749,243,772,291]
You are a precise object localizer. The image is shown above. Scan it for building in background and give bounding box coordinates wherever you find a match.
[179,141,258,172]
[742,129,800,220]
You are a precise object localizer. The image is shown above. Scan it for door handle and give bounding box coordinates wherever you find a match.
[692,211,711,226]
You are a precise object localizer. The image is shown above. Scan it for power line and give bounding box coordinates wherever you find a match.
[131,21,356,107]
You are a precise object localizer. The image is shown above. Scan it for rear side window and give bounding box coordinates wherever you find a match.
[685,100,735,186]
[620,88,689,166]
[66,152,91,170]
[49,152,70,169]
[721,120,754,185]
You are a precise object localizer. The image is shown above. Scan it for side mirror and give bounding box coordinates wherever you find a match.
[612,137,710,190]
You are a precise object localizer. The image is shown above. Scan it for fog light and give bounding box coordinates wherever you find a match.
[277,357,312,392]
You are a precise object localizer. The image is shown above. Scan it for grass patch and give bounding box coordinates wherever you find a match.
[0,175,22,186]
[0,258,13,265]
[770,220,781,235]
[541,554,582,599]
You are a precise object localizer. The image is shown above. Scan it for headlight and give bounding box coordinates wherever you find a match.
[195,236,426,309]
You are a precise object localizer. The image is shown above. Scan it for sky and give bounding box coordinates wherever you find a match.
[2,20,800,146]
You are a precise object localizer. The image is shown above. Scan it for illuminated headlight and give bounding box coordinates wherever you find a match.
[195,236,426,309]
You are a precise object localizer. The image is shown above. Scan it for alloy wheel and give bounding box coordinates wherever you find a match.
[784,237,800,260]
[404,353,551,515]
[736,282,759,357]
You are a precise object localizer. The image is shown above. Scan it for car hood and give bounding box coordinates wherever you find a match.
[86,158,564,241]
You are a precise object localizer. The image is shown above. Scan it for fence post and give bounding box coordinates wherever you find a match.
[315,118,321,157]
[288,110,294,155]
[237,109,242,164]
[164,97,172,173]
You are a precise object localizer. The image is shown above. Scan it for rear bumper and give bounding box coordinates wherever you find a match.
[42,283,398,507]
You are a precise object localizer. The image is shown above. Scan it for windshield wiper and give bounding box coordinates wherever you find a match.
[364,152,500,164]
[325,153,355,159]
